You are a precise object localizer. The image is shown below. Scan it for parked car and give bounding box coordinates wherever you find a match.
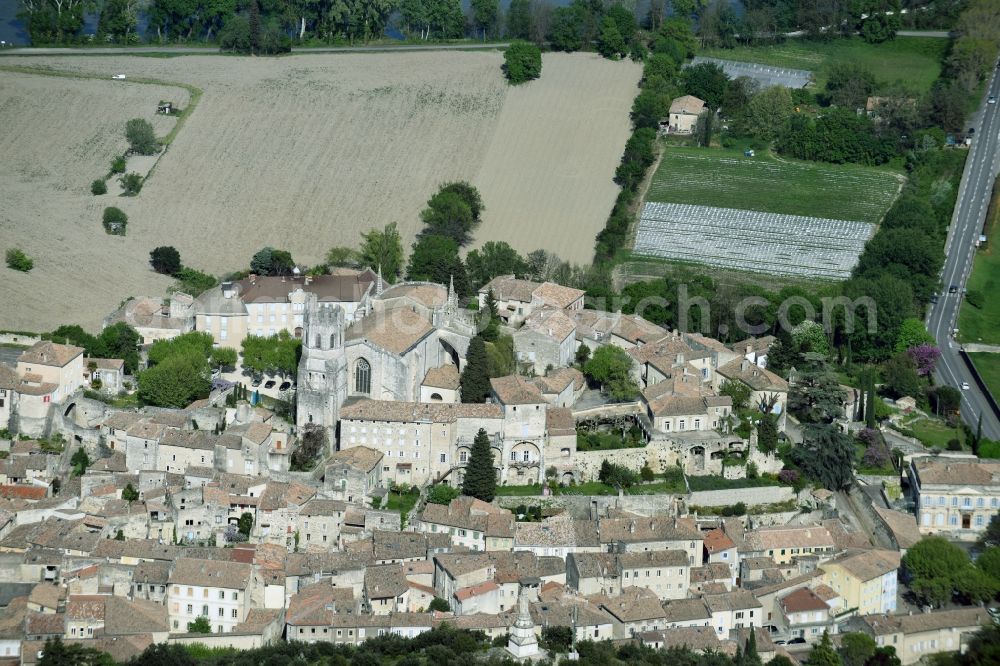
[264,380,276,389]
[789,638,807,645]
[990,96,997,104]
[279,381,291,391]
[112,74,126,80]
[251,377,263,387]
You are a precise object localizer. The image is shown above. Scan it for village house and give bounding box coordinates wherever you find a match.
[777,586,835,643]
[820,549,900,615]
[323,446,384,505]
[849,608,990,665]
[195,270,377,348]
[742,524,836,566]
[665,95,707,134]
[415,496,513,552]
[166,558,256,634]
[478,276,584,327]
[909,455,1000,539]
[512,307,577,376]
[103,294,194,346]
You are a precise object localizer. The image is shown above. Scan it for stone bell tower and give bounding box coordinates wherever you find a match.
[295,295,348,443]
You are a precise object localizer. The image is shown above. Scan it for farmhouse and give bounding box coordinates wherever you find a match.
[665,95,707,135]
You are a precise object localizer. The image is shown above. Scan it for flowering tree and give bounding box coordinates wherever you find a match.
[907,344,941,376]
[224,524,247,543]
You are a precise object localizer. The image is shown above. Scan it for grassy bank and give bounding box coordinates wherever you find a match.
[969,353,1000,403]
[958,175,1000,344]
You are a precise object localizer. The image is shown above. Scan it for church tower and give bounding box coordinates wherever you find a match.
[295,295,348,444]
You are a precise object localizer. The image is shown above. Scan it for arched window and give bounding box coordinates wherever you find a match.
[315,334,322,349]
[355,359,371,394]
[330,333,338,348]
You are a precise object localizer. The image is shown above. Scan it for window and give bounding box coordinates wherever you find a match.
[233,592,238,601]
[355,359,371,394]
[522,450,530,462]
[679,419,686,431]
[976,515,985,527]
[219,608,224,617]
[202,605,209,616]
[460,451,467,463]
[232,609,238,618]
[938,497,945,506]
[510,451,517,461]
[977,498,985,508]
[440,453,447,463]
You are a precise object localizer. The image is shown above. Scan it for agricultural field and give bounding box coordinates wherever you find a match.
[634,146,899,278]
[0,52,639,332]
[645,147,901,223]
[699,36,948,92]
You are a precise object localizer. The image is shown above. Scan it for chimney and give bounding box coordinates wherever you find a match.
[740,359,750,372]
[629,520,636,534]
[304,275,312,286]
[249,273,257,284]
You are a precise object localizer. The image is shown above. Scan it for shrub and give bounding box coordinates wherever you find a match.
[427,484,460,505]
[120,172,143,195]
[5,248,33,272]
[947,438,963,451]
[778,468,800,484]
[640,464,655,482]
[110,156,126,174]
[102,207,128,235]
[125,118,159,155]
[503,41,542,84]
[172,267,218,296]
[598,460,639,488]
[967,290,985,308]
[91,179,107,195]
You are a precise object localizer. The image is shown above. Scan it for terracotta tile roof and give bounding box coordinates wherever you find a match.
[691,563,732,583]
[133,560,170,584]
[88,358,124,371]
[779,587,829,614]
[258,481,315,511]
[339,398,501,423]
[0,366,18,390]
[703,589,762,613]
[422,365,460,390]
[454,580,499,601]
[872,506,922,550]
[598,517,701,544]
[66,595,106,621]
[717,358,788,392]
[618,549,689,569]
[287,582,356,625]
[670,94,706,114]
[490,375,544,405]
[346,307,433,356]
[821,549,900,582]
[479,276,539,303]
[169,557,252,590]
[913,457,1000,487]
[104,596,169,635]
[531,282,585,309]
[704,528,736,554]
[18,341,84,368]
[592,587,667,623]
[545,407,575,436]
[234,271,374,305]
[535,367,584,395]
[330,446,383,472]
[519,307,576,342]
[640,626,720,651]
[376,282,447,308]
[747,525,835,552]
[15,380,58,396]
[365,563,408,599]
[25,611,64,636]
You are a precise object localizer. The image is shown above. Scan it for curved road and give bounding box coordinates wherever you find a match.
[0,42,509,56]
[927,63,1000,440]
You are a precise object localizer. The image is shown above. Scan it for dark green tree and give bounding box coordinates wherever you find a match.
[883,353,922,399]
[238,511,254,538]
[360,223,404,282]
[470,0,499,38]
[426,484,460,505]
[503,41,543,84]
[792,424,855,490]
[462,428,497,502]
[70,447,91,476]
[806,630,841,666]
[149,246,182,275]
[122,482,140,503]
[596,16,626,59]
[584,345,638,402]
[460,336,491,404]
[428,597,451,612]
[39,636,114,666]
[788,366,845,424]
[839,632,876,666]
[187,616,212,634]
[125,118,158,155]
[506,0,533,40]
[407,235,468,297]
[466,241,527,288]
[756,414,779,455]
[680,61,729,109]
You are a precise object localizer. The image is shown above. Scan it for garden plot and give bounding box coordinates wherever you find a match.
[646,148,900,224]
[633,202,875,279]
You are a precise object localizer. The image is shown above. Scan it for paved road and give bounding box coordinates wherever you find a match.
[0,42,508,56]
[927,64,1000,440]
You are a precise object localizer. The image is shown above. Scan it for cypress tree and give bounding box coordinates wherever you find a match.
[462,428,497,502]
[460,336,491,403]
[249,0,261,54]
[865,371,877,429]
[481,289,500,342]
[745,628,761,666]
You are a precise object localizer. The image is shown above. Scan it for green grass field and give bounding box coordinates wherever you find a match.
[645,146,901,223]
[899,417,967,450]
[699,36,948,93]
[969,353,1000,403]
[958,178,1000,344]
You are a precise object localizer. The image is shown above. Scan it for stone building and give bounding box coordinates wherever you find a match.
[909,455,1000,539]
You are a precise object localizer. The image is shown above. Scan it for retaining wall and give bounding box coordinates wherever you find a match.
[0,333,39,346]
[687,485,793,507]
[495,493,677,519]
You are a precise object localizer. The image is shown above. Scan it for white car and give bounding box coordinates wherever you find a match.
[962,382,971,390]
[989,96,997,104]
[112,74,126,80]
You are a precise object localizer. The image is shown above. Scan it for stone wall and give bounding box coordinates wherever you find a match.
[574,446,650,482]
[495,493,677,519]
[0,333,39,346]
[687,485,793,507]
